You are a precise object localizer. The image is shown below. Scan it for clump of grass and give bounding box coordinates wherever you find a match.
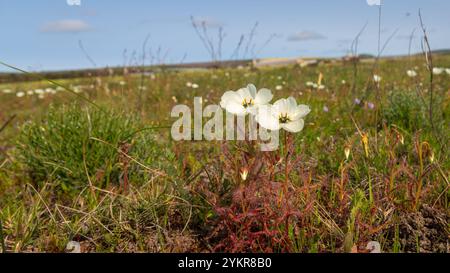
[15,103,169,194]
[381,90,427,131]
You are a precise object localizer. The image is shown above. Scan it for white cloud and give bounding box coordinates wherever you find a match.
[191,16,223,28]
[287,31,327,42]
[41,19,91,33]
[366,0,382,6]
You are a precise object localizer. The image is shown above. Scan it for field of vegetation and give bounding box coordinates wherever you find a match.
[0,53,448,253]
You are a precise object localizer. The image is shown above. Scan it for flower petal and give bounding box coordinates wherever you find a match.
[256,106,280,130]
[254,88,273,105]
[291,105,311,120]
[247,84,257,98]
[226,101,247,116]
[220,91,241,108]
[273,98,288,115]
[282,119,304,133]
[237,87,252,101]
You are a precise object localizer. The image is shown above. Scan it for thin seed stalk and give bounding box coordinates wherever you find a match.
[284,131,289,192]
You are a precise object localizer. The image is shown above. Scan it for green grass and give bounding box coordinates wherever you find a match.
[0,54,448,252]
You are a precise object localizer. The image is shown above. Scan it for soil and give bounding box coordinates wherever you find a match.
[386,204,449,253]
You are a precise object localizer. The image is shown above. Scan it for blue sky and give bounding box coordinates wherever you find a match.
[0,0,449,71]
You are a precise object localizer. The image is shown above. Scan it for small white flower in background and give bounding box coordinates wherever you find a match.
[318,84,325,90]
[406,70,417,78]
[220,84,273,116]
[73,86,83,93]
[354,98,361,105]
[445,68,450,75]
[27,90,34,96]
[432,67,444,75]
[323,105,329,113]
[341,80,346,84]
[119,81,126,86]
[256,97,310,133]
[275,85,283,90]
[38,94,45,99]
[34,89,44,95]
[344,146,351,160]
[366,241,381,253]
[240,168,249,181]
[306,81,315,87]
[373,74,382,83]
[277,76,283,80]
[186,82,192,87]
[65,241,81,253]
[367,102,375,110]
[191,83,199,89]
[171,96,178,103]
[16,91,25,98]
[2,89,12,94]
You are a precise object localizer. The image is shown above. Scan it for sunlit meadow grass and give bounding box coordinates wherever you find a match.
[0,54,448,252]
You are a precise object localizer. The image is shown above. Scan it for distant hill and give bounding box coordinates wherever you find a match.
[1,49,449,84]
[430,48,450,55]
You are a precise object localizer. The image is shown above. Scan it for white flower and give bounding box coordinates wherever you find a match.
[275,85,283,90]
[318,84,325,90]
[373,75,382,83]
[27,90,34,95]
[34,89,44,95]
[407,70,417,78]
[446,68,450,75]
[16,91,25,98]
[191,83,199,89]
[432,67,444,75]
[220,84,273,116]
[2,89,12,94]
[306,81,314,87]
[240,168,249,181]
[256,97,310,133]
[186,82,192,87]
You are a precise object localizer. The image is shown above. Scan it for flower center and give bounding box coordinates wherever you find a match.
[242,98,254,108]
[278,113,291,124]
